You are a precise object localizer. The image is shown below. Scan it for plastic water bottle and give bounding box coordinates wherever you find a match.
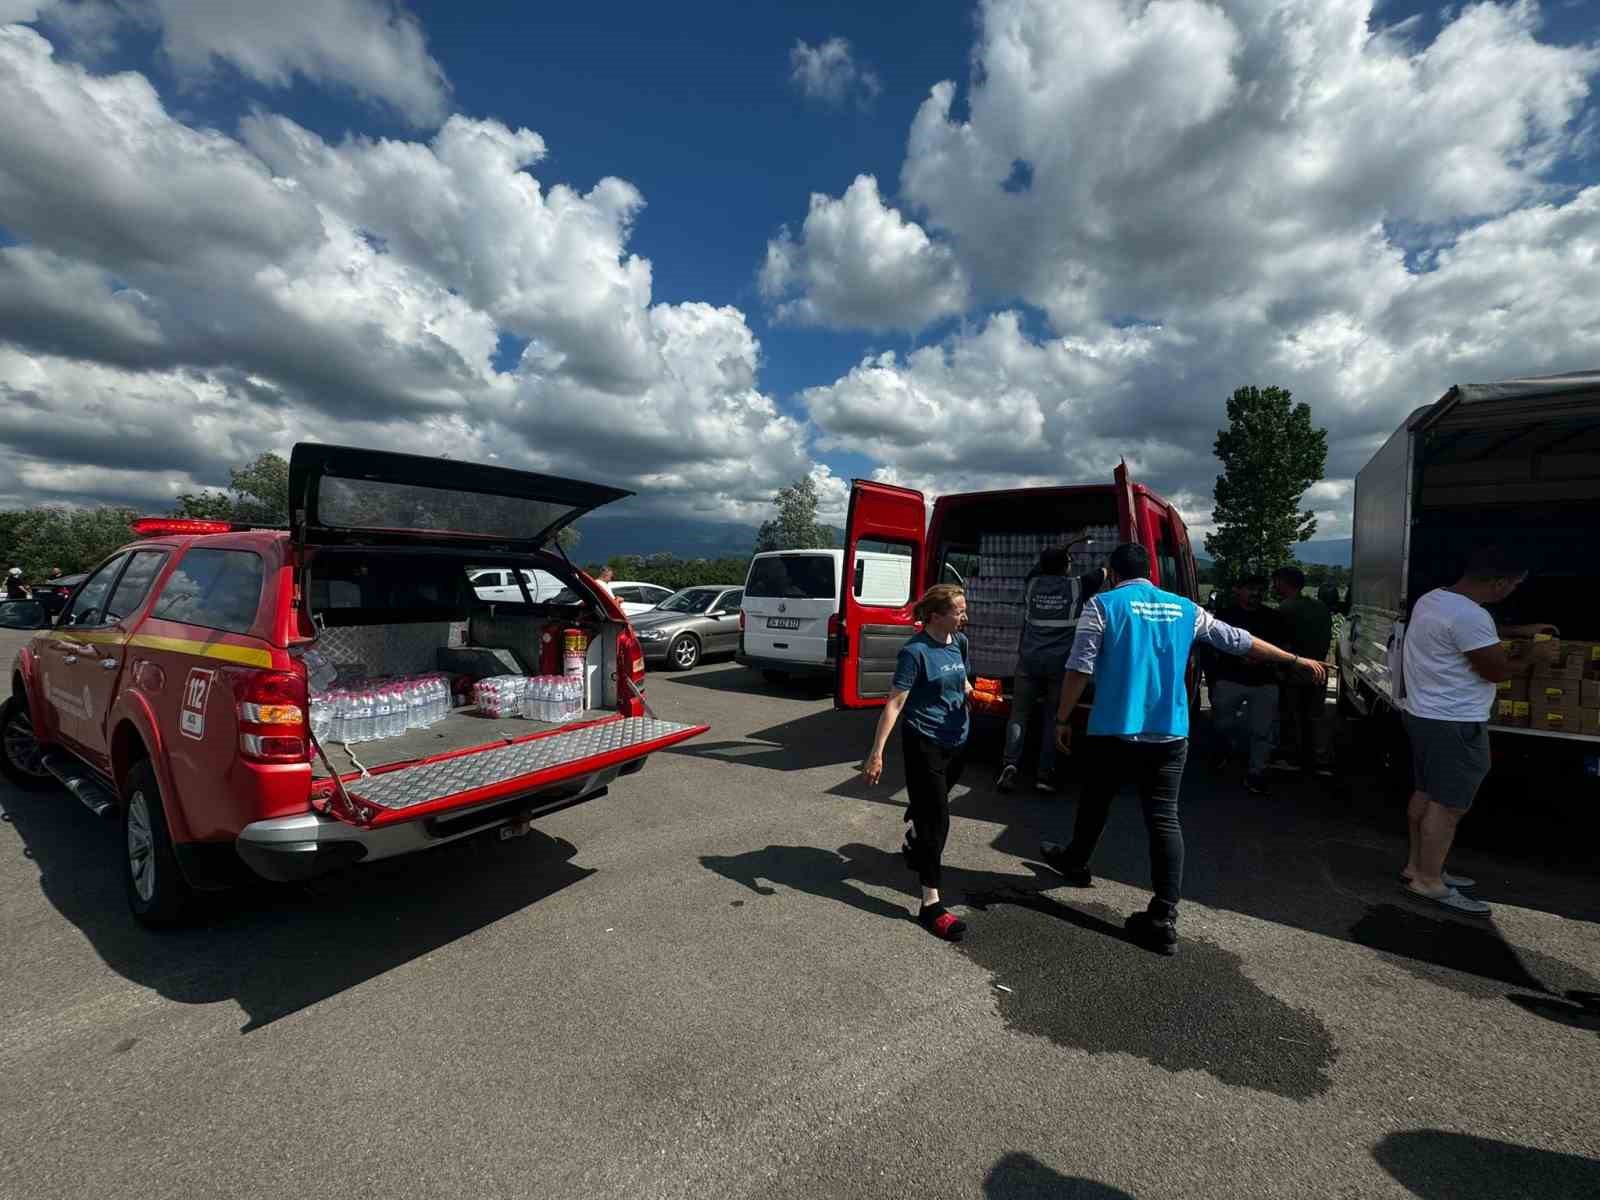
[567,677,581,720]
[345,689,372,743]
[432,674,448,724]
[373,685,394,740]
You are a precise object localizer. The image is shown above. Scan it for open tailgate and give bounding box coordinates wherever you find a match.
[315,715,706,828]
[289,442,633,551]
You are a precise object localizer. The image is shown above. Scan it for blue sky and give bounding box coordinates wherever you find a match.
[1,0,1597,536]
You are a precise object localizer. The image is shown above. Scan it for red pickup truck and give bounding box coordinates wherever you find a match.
[2,444,705,925]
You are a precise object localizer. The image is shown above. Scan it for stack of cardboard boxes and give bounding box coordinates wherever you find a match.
[1492,635,1600,736]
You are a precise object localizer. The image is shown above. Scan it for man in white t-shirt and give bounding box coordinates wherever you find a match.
[1398,546,1554,916]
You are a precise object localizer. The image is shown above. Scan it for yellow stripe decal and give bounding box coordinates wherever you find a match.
[127,634,275,668]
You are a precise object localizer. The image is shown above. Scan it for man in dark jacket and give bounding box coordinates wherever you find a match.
[997,545,1103,794]
[1206,574,1287,794]
[1271,566,1334,775]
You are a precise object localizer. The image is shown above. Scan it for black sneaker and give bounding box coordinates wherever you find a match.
[996,764,1019,793]
[1267,756,1299,773]
[1039,841,1093,887]
[1245,772,1270,795]
[1311,761,1334,778]
[1034,768,1059,794]
[1125,910,1178,956]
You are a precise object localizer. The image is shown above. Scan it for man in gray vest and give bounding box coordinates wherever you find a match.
[997,545,1105,793]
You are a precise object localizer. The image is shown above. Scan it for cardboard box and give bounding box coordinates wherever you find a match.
[1534,656,1586,682]
[1584,679,1600,709]
[1583,709,1600,737]
[1529,706,1582,734]
[1492,699,1531,728]
[1531,677,1583,707]
[1500,639,1536,675]
[1496,677,1530,700]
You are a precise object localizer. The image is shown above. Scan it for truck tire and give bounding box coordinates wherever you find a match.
[667,634,701,671]
[123,760,193,928]
[0,697,55,792]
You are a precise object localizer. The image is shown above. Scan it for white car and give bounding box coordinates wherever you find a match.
[468,567,566,603]
[607,581,674,616]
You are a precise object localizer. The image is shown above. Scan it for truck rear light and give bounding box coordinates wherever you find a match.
[239,733,306,757]
[617,628,646,682]
[235,668,309,762]
[827,613,839,638]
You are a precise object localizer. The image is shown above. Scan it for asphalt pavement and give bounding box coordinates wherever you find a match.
[2,635,1598,1199]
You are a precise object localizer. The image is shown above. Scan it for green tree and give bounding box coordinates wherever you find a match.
[0,505,142,579]
[753,477,834,553]
[1204,385,1328,584]
[557,524,581,552]
[173,451,290,524]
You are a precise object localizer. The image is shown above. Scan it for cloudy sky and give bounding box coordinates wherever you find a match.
[0,0,1596,539]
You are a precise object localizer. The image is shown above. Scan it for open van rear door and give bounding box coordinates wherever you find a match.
[835,481,925,709]
[1113,459,1138,543]
[289,443,632,551]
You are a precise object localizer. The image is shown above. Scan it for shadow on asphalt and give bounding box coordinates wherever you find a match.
[677,691,1600,1023]
[2,791,593,1032]
[983,1152,1135,1198]
[1374,1130,1600,1199]
[698,841,1058,926]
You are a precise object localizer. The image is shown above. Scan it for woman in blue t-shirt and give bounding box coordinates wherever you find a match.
[861,584,973,941]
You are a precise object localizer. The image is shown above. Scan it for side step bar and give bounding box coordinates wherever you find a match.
[40,752,119,818]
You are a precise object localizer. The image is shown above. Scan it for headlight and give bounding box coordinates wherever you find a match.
[636,627,670,641]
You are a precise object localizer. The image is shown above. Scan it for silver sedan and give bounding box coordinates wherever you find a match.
[632,586,745,671]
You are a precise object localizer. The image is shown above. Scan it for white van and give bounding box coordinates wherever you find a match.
[737,548,912,681]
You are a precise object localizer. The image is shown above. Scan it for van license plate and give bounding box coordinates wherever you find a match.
[767,617,801,630]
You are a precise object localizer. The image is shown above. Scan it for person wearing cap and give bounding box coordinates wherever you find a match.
[996,544,1105,795]
[5,567,29,600]
[1041,544,1324,956]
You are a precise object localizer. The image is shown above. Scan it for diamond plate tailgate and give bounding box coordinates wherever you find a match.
[333,715,706,827]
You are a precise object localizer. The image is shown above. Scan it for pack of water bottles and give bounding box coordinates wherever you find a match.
[310,673,453,746]
[967,527,1118,677]
[471,674,585,723]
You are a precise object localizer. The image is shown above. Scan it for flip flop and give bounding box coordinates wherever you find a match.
[1401,883,1491,917]
[1399,872,1477,889]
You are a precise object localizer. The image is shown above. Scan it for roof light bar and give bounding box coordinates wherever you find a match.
[129,517,236,537]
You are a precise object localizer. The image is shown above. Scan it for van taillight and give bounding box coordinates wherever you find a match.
[827,613,839,639]
[236,668,308,762]
[617,629,646,682]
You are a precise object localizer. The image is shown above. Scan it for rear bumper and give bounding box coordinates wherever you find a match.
[235,775,616,883]
[736,650,834,677]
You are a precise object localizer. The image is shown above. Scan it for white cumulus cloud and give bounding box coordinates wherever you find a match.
[791,0,1600,536]
[760,175,969,331]
[789,36,880,108]
[0,26,822,522]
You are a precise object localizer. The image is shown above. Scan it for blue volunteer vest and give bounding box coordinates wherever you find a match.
[1086,581,1198,738]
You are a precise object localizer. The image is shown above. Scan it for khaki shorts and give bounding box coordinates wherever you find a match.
[1402,712,1491,810]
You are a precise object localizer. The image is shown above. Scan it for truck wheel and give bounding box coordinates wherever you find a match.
[667,635,701,671]
[123,760,193,928]
[0,697,55,792]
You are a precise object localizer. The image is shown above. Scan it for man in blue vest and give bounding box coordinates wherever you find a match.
[1041,543,1325,955]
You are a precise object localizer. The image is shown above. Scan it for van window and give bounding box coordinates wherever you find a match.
[746,555,836,599]
[852,540,914,607]
[152,549,265,634]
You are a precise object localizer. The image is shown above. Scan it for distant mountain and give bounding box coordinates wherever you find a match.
[570,517,759,563]
[1294,539,1352,567]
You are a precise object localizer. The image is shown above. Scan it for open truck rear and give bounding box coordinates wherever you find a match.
[833,463,1201,730]
[1338,371,1600,789]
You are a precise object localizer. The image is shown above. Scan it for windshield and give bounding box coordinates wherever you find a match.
[659,589,718,614]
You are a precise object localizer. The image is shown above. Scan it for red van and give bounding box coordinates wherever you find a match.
[3,444,706,925]
[833,463,1201,711]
